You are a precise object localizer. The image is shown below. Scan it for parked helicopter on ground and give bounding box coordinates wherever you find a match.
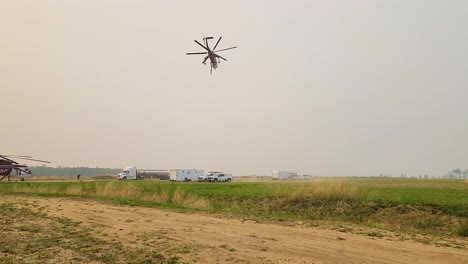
[186,36,237,75]
[0,155,50,181]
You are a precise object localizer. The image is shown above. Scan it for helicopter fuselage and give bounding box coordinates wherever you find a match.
[0,162,28,177]
[0,159,14,176]
[208,52,218,69]
[0,167,12,176]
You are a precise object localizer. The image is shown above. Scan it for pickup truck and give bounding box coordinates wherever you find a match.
[207,173,232,182]
[198,173,212,182]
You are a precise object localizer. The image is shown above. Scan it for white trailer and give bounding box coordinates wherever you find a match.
[272,170,292,181]
[170,169,204,182]
[118,166,170,180]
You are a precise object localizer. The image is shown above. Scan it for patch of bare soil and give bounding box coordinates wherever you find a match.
[10,196,468,264]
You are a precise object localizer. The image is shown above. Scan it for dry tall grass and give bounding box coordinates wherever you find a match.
[273,182,358,200]
[171,189,210,208]
[93,182,139,198]
[86,182,210,209]
[8,181,210,209]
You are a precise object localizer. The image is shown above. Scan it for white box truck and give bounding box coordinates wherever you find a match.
[272,170,292,181]
[118,166,169,180]
[170,169,204,182]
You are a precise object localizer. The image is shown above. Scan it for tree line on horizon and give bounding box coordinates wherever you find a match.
[29,166,121,177]
[446,168,468,179]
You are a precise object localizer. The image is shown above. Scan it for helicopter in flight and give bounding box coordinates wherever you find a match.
[0,155,50,181]
[186,36,237,75]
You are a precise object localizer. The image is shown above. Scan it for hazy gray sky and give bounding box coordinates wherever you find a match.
[2,1,467,176]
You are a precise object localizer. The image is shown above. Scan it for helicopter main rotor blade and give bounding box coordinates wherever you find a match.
[14,157,51,163]
[213,37,222,51]
[186,52,208,55]
[215,46,237,52]
[194,40,209,51]
[216,55,227,61]
[1,155,33,158]
[0,164,28,168]
[0,156,18,164]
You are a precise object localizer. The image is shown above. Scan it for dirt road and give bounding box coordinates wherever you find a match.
[11,196,468,264]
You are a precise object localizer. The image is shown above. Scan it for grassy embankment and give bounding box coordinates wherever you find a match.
[0,178,466,237]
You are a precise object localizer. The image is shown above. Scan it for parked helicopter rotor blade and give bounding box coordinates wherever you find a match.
[216,55,227,61]
[194,40,209,51]
[186,52,208,55]
[0,164,27,168]
[0,156,18,164]
[215,46,237,52]
[213,37,222,51]
[1,155,33,158]
[14,157,51,163]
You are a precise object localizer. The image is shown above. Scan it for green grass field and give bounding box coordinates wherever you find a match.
[1,178,467,237]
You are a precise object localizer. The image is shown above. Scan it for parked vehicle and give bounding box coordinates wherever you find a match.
[198,173,211,182]
[170,169,204,182]
[118,166,169,180]
[272,170,295,181]
[198,171,222,182]
[207,173,232,182]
